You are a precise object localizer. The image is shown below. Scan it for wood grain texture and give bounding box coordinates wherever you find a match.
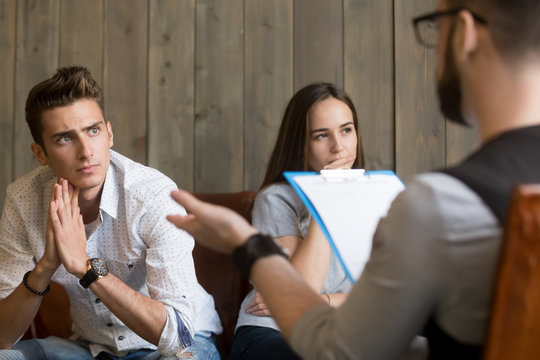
[344,0,394,171]
[103,0,147,164]
[0,0,482,199]
[244,0,293,191]
[0,0,16,210]
[148,0,195,191]
[59,0,103,84]
[14,0,59,179]
[294,0,343,90]
[195,0,244,192]
[445,121,479,167]
[395,0,444,180]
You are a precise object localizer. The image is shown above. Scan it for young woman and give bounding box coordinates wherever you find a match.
[231,82,365,360]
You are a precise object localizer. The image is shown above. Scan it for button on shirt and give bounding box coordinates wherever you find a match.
[0,150,222,357]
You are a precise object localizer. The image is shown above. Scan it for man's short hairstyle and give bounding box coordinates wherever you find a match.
[25,66,104,147]
[449,0,540,62]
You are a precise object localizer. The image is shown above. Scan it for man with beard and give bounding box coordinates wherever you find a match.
[167,0,540,359]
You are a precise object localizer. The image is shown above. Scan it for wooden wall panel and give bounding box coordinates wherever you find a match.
[0,0,482,205]
[446,121,479,167]
[148,0,195,191]
[294,0,343,90]
[195,0,243,192]
[244,0,293,191]
[395,0,443,180]
[103,0,147,164]
[0,0,15,209]
[344,0,394,171]
[14,0,59,179]
[59,0,103,84]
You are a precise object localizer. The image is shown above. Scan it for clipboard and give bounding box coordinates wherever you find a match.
[284,170,405,282]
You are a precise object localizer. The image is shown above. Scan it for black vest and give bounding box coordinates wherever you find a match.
[428,124,540,359]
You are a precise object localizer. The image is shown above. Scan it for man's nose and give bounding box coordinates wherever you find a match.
[77,137,93,159]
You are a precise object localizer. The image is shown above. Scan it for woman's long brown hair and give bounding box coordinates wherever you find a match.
[259,82,365,191]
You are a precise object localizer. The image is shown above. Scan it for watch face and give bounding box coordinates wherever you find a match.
[90,258,109,276]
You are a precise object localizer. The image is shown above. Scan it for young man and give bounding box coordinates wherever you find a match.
[0,67,221,359]
[167,0,540,358]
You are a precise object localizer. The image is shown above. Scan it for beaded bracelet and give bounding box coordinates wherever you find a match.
[23,270,50,296]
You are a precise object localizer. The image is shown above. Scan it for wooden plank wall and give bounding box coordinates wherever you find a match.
[0,0,479,210]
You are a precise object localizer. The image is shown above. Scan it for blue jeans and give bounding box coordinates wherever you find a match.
[0,334,220,360]
[231,326,300,360]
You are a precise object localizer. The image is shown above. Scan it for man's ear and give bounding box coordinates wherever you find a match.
[453,10,479,63]
[106,121,114,148]
[31,143,48,166]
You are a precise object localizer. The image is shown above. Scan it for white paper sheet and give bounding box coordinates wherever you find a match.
[286,171,405,281]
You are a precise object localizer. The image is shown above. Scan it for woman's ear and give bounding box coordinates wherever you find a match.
[31,143,48,166]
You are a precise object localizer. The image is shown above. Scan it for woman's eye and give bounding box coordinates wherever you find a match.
[342,127,353,134]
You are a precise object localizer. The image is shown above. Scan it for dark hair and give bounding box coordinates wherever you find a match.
[25,66,104,147]
[448,0,540,62]
[260,82,365,190]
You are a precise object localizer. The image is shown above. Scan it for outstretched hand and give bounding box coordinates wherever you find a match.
[167,189,258,254]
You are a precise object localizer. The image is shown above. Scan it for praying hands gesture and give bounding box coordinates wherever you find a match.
[46,178,88,278]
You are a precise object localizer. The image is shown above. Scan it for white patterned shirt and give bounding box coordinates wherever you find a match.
[0,150,222,357]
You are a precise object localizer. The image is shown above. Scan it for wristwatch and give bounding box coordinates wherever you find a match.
[232,233,289,279]
[79,258,109,289]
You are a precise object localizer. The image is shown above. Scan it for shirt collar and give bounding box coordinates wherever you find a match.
[98,151,119,219]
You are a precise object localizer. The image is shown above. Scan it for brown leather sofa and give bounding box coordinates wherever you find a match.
[22,191,255,359]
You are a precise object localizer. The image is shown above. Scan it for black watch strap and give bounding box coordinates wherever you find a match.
[79,269,99,289]
[79,258,109,289]
[232,233,288,279]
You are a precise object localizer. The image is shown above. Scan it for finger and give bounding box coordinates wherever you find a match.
[324,159,350,170]
[48,201,58,232]
[55,184,65,211]
[246,301,267,313]
[246,300,270,315]
[246,298,257,309]
[67,181,74,201]
[49,200,62,229]
[166,214,196,231]
[79,214,86,241]
[250,309,271,317]
[50,181,58,202]
[71,187,80,218]
[50,198,59,213]
[61,178,71,210]
[170,189,207,216]
[74,206,81,224]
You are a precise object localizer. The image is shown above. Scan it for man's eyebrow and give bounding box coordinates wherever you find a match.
[51,121,104,138]
[51,129,75,139]
[82,121,104,132]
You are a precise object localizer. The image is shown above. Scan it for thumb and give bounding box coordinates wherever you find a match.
[170,189,202,215]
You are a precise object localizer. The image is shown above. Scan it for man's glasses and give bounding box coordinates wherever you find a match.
[412,8,487,48]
